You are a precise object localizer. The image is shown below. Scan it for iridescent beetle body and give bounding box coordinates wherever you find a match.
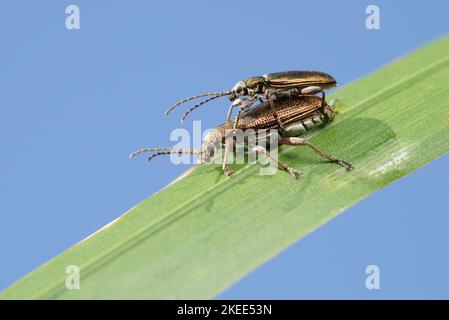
[229,71,336,100]
[235,94,335,131]
[164,70,337,129]
[132,95,352,179]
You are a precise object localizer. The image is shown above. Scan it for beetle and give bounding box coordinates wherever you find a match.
[164,70,337,130]
[131,95,353,179]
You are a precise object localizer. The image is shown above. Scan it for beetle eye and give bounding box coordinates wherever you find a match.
[236,87,246,95]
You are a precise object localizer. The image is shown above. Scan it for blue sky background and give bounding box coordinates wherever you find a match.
[0,1,448,298]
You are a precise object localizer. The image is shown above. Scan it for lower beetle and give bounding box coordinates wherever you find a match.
[131,95,353,179]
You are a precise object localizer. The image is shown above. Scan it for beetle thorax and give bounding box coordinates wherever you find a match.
[244,77,265,93]
[230,77,265,101]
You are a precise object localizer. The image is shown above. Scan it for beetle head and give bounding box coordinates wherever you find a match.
[229,80,248,101]
[201,129,223,162]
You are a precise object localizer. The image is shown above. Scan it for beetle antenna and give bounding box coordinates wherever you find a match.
[129,147,203,162]
[146,150,200,162]
[164,91,232,116]
[180,94,227,123]
[130,147,176,158]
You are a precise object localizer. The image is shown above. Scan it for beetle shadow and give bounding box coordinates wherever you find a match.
[280,117,396,166]
[200,117,396,212]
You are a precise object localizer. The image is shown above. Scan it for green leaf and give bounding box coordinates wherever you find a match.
[3,35,449,299]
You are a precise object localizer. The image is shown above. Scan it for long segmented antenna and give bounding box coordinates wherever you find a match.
[129,147,203,162]
[180,94,227,123]
[130,147,176,158]
[164,91,232,116]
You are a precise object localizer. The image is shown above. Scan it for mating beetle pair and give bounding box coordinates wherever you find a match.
[164,70,336,127]
[131,70,353,178]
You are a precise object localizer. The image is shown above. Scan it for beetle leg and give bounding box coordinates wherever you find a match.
[222,98,257,177]
[241,97,257,111]
[266,91,286,133]
[225,104,235,122]
[231,98,257,130]
[222,98,259,177]
[279,137,354,170]
[222,131,235,177]
[252,146,301,179]
[226,98,256,123]
[226,98,241,122]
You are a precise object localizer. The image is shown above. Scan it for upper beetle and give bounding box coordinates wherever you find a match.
[229,70,336,100]
[164,70,337,125]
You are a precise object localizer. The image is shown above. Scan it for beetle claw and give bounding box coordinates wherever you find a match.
[337,159,354,171]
